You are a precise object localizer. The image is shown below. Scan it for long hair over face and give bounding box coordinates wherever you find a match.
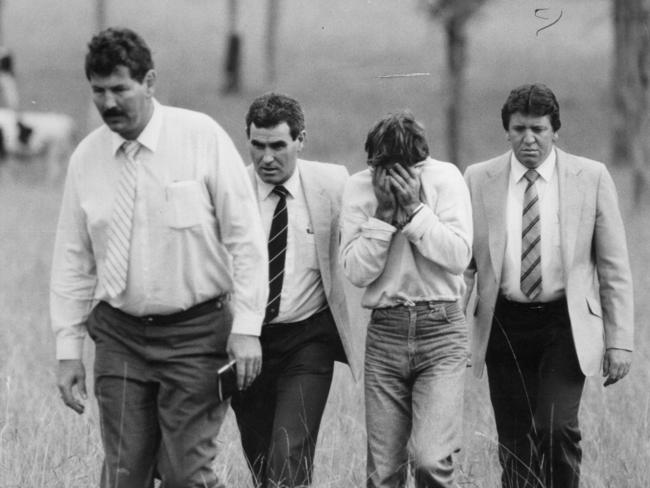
[365,111,429,168]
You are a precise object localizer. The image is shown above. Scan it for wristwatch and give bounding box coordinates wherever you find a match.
[398,203,425,229]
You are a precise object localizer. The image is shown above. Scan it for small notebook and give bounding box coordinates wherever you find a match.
[217,359,238,402]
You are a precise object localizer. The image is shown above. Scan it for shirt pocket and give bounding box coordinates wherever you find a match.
[165,181,203,229]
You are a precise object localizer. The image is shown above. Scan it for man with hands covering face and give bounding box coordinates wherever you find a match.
[340,111,472,488]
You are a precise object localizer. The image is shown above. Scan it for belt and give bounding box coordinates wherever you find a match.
[381,299,455,310]
[263,307,330,330]
[103,294,229,326]
[496,295,566,313]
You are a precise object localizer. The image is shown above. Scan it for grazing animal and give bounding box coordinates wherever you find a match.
[0,108,76,180]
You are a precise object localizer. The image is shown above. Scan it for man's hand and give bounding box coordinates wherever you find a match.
[57,359,87,414]
[372,166,397,223]
[388,163,422,214]
[602,348,632,387]
[227,333,262,391]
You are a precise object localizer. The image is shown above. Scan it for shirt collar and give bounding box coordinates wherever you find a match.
[510,146,556,183]
[256,161,301,201]
[111,99,162,156]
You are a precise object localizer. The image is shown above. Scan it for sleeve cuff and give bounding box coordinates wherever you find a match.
[56,336,85,360]
[401,205,436,240]
[230,311,264,336]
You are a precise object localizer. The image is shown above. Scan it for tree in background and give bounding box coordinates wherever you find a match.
[612,0,650,204]
[266,0,281,83]
[425,0,488,166]
[222,0,241,94]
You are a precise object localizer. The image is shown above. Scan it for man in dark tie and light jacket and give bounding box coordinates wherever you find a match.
[231,92,361,488]
[464,83,634,488]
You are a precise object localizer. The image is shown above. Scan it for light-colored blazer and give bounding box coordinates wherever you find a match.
[248,159,361,380]
[464,147,634,378]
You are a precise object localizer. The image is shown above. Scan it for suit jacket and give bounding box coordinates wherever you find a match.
[248,159,361,380]
[464,147,634,378]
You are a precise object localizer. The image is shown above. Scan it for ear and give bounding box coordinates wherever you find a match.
[143,69,157,97]
[297,130,306,152]
[552,131,559,142]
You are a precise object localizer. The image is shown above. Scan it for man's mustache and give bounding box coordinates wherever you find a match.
[102,108,125,118]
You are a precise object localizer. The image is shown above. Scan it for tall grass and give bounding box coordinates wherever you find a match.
[1,0,649,486]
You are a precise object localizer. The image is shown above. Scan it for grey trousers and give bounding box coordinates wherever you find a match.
[87,298,231,488]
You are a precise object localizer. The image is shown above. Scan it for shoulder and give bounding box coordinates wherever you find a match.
[557,148,611,184]
[299,159,349,179]
[464,152,509,179]
[68,124,112,171]
[342,167,373,204]
[420,157,468,191]
[159,104,227,137]
[299,159,349,193]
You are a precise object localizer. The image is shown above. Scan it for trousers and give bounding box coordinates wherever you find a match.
[87,297,231,488]
[231,307,344,488]
[364,301,468,488]
[487,296,585,488]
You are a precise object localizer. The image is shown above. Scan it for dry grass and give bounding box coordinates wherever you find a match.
[1,0,649,486]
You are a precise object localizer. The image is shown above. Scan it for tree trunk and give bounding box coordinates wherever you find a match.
[445,17,467,167]
[222,0,241,93]
[266,0,280,83]
[0,0,5,46]
[96,0,107,32]
[612,0,650,205]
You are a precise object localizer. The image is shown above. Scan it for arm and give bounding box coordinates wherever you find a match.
[593,165,634,384]
[394,164,472,274]
[211,126,267,389]
[339,169,397,287]
[50,162,96,411]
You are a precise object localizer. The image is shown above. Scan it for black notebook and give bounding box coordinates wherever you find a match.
[217,359,238,402]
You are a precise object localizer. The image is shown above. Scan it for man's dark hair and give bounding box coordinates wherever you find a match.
[365,111,429,168]
[501,83,561,132]
[245,93,305,140]
[85,27,154,82]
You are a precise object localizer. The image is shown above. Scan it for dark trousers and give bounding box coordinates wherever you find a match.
[486,297,585,488]
[231,308,343,488]
[87,298,232,488]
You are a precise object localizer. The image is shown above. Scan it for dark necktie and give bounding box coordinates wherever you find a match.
[521,169,542,300]
[264,185,289,323]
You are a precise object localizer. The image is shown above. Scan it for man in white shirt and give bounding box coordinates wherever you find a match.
[464,83,634,488]
[340,112,473,488]
[231,93,360,488]
[50,28,267,488]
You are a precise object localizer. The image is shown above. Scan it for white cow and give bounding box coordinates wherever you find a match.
[0,108,76,180]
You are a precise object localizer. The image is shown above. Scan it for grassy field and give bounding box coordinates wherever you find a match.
[1,0,649,486]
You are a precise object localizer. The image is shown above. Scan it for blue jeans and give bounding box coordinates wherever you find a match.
[365,301,468,488]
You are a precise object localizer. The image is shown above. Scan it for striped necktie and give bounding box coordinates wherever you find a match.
[104,140,140,298]
[520,169,542,300]
[264,185,289,324]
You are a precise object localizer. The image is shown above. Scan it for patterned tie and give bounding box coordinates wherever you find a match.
[104,140,140,298]
[264,185,289,323]
[521,169,542,300]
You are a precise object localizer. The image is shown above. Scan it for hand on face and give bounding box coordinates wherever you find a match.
[387,163,422,214]
[371,165,397,223]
